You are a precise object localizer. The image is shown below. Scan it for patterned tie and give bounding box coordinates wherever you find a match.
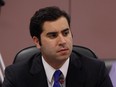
[53,70,62,87]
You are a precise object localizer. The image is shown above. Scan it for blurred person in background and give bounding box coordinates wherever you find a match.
[0,0,5,14]
[109,61,116,87]
[0,0,5,87]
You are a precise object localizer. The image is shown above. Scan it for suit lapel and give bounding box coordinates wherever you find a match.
[66,52,86,87]
[27,52,86,87]
[29,53,48,87]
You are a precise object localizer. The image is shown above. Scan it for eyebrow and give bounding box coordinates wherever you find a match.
[46,28,70,36]
[61,28,69,33]
[46,31,57,36]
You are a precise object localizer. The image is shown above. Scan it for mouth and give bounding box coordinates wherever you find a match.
[57,48,69,53]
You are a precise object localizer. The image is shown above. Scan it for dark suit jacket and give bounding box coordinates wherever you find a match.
[2,52,113,87]
[0,81,2,87]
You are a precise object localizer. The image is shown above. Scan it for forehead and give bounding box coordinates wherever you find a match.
[42,17,69,32]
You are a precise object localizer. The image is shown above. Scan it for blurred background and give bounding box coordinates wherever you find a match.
[0,0,116,66]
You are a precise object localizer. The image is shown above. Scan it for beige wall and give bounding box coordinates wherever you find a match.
[71,0,116,60]
[0,0,116,66]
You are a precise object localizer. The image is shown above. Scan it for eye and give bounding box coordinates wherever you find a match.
[47,33,58,39]
[62,30,69,36]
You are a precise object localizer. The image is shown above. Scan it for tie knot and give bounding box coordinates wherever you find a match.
[53,70,62,82]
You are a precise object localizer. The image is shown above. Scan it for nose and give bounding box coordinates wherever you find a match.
[58,34,66,46]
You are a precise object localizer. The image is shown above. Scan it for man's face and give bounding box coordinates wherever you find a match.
[39,17,73,65]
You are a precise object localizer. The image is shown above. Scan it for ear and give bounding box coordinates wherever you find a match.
[32,36,40,48]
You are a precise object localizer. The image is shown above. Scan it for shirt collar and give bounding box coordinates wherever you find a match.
[42,56,69,83]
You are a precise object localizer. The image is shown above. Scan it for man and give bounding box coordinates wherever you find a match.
[2,6,113,87]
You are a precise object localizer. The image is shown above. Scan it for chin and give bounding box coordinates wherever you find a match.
[59,55,69,60]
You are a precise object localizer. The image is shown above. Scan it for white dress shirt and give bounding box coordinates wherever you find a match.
[42,56,69,87]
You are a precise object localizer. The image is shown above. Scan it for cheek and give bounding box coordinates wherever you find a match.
[41,38,56,48]
[67,36,73,43]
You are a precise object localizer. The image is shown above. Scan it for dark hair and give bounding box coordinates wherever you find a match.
[29,6,70,43]
[0,0,5,6]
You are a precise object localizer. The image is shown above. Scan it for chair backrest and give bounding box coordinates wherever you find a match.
[13,45,97,64]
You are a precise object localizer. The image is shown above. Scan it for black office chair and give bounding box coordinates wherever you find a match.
[13,45,97,64]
